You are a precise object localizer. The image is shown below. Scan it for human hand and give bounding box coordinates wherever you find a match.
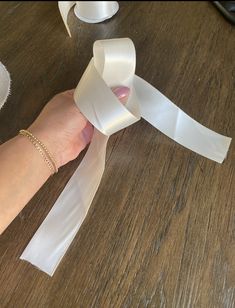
[28,87,130,168]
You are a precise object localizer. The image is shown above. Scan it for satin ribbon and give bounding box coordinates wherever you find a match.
[20,38,231,276]
[0,62,11,110]
[58,1,119,37]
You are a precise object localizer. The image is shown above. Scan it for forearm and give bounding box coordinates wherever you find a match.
[0,87,126,235]
[0,135,51,234]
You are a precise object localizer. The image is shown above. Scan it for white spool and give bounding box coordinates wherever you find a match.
[0,62,11,110]
[74,1,119,24]
[58,1,119,37]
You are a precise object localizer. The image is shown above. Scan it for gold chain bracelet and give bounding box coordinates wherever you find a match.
[19,129,58,175]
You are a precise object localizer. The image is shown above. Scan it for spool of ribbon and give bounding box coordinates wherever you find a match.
[0,62,11,110]
[58,1,119,37]
[20,38,231,276]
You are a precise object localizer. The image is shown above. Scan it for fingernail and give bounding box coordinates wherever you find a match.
[112,86,130,102]
[82,122,94,144]
[64,89,75,96]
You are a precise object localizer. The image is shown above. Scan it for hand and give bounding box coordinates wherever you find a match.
[28,87,130,168]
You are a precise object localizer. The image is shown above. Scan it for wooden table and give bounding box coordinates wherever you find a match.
[0,2,234,307]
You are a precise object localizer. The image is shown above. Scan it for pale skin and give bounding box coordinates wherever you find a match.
[0,86,129,234]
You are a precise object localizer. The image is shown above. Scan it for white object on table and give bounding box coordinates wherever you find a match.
[0,62,11,110]
[58,1,119,37]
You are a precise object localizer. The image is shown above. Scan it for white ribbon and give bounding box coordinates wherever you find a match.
[0,62,11,110]
[58,1,119,37]
[20,38,231,276]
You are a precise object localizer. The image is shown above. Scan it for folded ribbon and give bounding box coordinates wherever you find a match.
[20,38,231,276]
[58,1,119,37]
[0,62,11,110]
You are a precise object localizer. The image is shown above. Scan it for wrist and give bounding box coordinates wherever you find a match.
[27,126,62,169]
[14,134,52,178]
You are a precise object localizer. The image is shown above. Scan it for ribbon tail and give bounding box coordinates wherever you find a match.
[20,130,109,276]
[58,1,76,37]
[134,75,231,163]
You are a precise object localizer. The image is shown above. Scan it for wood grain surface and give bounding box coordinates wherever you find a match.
[0,1,234,307]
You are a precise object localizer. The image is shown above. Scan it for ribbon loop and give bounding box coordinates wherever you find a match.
[93,38,136,87]
[74,38,140,135]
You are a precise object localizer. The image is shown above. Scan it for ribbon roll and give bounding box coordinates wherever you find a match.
[0,62,11,110]
[21,38,231,276]
[58,1,119,37]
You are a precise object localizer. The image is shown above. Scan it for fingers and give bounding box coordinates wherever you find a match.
[62,87,130,104]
